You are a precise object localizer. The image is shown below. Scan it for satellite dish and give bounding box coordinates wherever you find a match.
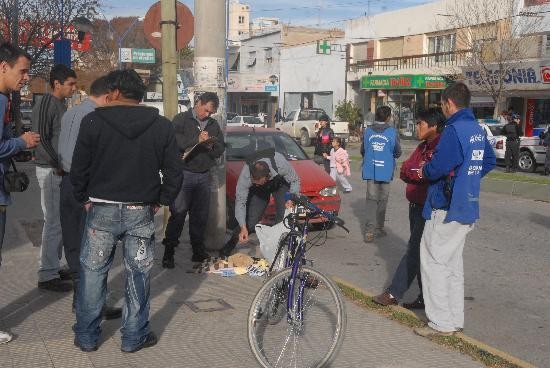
[143,1,194,50]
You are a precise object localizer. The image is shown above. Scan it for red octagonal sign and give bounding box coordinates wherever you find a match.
[143,1,194,51]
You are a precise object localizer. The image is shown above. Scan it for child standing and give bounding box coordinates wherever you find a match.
[324,137,352,193]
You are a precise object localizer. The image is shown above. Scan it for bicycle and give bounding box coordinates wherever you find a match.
[247,193,349,368]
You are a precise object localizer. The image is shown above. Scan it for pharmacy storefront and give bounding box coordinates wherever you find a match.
[361,74,448,136]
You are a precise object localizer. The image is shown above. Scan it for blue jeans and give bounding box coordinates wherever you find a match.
[73,203,155,351]
[388,202,425,300]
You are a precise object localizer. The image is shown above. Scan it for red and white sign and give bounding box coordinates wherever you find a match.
[541,66,550,83]
[525,99,536,137]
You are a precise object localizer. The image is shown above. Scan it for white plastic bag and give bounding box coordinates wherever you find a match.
[255,209,293,266]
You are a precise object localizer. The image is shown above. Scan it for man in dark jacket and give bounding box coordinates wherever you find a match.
[414,82,495,338]
[71,69,182,353]
[373,108,444,309]
[314,114,334,173]
[162,92,225,268]
[501,113,523,173]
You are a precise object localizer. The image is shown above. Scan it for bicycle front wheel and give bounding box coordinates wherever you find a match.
[248,266,346,368]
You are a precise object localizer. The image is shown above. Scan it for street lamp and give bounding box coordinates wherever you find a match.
[117,16,145,70]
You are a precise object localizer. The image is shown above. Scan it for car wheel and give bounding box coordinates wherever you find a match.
[300,130,311,146]
[518,151,536,173]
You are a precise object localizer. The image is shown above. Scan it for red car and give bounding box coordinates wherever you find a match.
[226,127,341,224]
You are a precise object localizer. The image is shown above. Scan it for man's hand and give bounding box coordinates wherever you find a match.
[198,130,209,143]
[84,202,92,212]
[20,131,40,149]
[152,203,161,214]
[285,200,294,209]
[238,225,249,243]
[322,153,328,158]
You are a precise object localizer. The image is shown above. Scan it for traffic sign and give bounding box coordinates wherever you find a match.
[143,1,194,51]
[118,48,156,64]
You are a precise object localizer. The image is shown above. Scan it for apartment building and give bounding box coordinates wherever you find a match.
[345,0,550,136]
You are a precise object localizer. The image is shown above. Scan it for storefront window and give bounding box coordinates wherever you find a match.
[388,91,416,137]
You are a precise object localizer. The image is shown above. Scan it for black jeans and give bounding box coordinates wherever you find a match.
[221,184,289,255]
[163,170,211,256]
[387,202,425,300]
[505,140,520,170]
[60,175,85,279]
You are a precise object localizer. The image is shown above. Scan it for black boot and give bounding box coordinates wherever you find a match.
[162,244,175,269]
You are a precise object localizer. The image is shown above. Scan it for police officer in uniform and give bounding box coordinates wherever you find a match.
[501,113,522,173]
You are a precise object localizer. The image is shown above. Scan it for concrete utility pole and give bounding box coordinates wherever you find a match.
[161,0,179,229]
[194,0,227,250]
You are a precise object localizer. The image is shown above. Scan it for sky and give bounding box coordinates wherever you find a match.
[103,0,430,28]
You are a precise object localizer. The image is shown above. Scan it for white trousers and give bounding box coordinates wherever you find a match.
[420,209,473,332]
[329,167,352,192]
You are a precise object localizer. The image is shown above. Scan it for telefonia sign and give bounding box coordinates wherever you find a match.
[361,75,447,90]
[464,61,550,90]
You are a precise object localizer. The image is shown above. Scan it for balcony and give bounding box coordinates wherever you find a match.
[348,50,471,73]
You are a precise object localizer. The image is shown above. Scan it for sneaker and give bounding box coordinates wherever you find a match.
[162,254,175,269]
[191,253,210,263]
[121,332,157,353]
[375,229,387,238]
[373,291,397,306]
[0,330,13,344]
[74,338,97,352]
[414,326,455,337]
[402,296,424,309]
[363,232,375,243]
[38,278,72,292]
[58,266,73,280]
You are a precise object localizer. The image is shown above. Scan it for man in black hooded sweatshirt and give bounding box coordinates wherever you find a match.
[71,69,182,353]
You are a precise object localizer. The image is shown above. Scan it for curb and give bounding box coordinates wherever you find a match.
[331,277,536,368]
[482,178,550,202]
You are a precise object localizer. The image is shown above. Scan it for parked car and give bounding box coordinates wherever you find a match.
[480,122,546,172]
[275,108,349,147]
[225,127,341,225]
[227,115,266,128]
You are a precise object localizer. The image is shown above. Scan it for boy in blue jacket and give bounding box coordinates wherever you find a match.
[414,82,495,338]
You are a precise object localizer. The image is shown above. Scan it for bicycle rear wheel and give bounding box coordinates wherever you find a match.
[248,266,346,368]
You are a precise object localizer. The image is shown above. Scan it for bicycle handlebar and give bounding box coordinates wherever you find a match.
[285,193,349,233]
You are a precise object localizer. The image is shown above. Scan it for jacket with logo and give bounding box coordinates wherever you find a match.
[361,122,401,182]
[422,108,496,224]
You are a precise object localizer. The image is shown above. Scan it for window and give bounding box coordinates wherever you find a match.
[544,34,550,57]
[247,51,256,68]
[238,16,245,24]
[264,47,273,63]
[226,133,308,161]
[428,34,456,61]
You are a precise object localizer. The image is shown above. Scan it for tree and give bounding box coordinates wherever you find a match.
[335,100,362,136]
[443,0,541,117]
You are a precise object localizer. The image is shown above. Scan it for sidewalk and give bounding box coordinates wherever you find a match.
[0,212,484,367]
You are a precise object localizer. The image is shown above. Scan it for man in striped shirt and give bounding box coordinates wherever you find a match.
[31,64,76,292]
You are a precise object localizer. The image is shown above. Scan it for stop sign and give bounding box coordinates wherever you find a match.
[143,1,194,50]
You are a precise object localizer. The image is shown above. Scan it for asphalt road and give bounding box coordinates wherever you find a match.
[303,141,550,368]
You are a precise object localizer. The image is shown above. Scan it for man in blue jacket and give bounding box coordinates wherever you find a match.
[414,82,496,337]
[360,105,401,242]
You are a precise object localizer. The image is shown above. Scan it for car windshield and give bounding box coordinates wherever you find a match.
[243,116,262,124]
[226,132,309,161]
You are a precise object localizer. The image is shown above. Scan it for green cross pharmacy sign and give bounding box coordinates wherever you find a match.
[317,40,331,55]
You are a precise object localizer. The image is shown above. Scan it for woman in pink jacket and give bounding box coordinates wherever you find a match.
[323,137,352,193]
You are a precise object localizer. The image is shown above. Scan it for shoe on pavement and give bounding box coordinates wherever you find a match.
[162,254,175,269]
[373,291,397,306]
[375,229,387,238]
[38,278,72,292]
[414,326,455,337]
[402,296,424,309]
[121,332,157,353]
[74,339,97,352]
[0,330,13,344]
[58,266,73,280]
[191,253,210,263]
[102,306,122,320]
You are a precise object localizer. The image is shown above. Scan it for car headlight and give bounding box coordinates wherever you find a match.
[319,186,337,197]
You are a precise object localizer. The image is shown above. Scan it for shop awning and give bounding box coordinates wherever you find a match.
[470,96,495,107]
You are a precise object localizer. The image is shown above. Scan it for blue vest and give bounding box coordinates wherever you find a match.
[362,127,397,182]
